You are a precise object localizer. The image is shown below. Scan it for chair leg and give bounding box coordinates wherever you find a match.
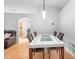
[48,49,50,59]
[43,51,44,59]
[33,52,35,59]
[59,48,61,59]
[34,52,35,56]
[56,50,58,53]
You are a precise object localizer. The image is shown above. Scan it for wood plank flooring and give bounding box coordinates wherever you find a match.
[4,38,75,59]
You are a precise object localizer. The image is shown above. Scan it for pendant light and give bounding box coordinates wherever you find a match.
[42,0,46,20]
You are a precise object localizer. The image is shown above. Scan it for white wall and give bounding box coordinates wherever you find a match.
[4,13,18,30]
[58,0,75,56]
[30,6,61,34]
[4,6,61,42]
[4,13,31,42]
[4,6,61,34]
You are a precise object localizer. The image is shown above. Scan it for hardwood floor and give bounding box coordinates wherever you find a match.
[4,38,75,59]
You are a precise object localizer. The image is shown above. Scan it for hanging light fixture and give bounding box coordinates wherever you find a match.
[42,0,46,20]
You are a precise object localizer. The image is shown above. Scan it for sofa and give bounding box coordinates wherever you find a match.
[4,30,16,49]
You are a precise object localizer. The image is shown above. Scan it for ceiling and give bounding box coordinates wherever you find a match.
[4,0,69,13]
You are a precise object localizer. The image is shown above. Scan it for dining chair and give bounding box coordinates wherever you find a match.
[57,32,64,59]
[48,47,60,59]
[53,31,57,36]
[48,32,64,59]
[58,32,64,41]
[27,32,44,59]
[27,32,33,42]
[33,31,37,37]
[33,31,44,59]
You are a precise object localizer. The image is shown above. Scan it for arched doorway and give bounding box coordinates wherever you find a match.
[18,17,30,43]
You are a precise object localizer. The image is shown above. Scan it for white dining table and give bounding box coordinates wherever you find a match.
[29,34,64,59]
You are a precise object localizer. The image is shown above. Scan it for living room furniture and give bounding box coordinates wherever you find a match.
[4,30,16,49]
[29,34,64,59]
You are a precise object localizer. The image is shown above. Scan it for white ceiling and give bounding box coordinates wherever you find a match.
[4,0,69,13]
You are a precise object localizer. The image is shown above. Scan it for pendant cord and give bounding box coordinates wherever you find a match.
[43,0,45,11]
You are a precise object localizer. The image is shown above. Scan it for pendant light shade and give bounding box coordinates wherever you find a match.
[42,10,46,20]
[42,0,46,20]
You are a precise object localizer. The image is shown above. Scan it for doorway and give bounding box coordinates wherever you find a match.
[18,17,30,43]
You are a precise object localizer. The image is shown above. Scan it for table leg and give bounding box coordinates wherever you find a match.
[61,47,64,59]
[29,48,32,59]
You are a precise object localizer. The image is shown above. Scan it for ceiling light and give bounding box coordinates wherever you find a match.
[42,0,46,20]
[42,10,46,20]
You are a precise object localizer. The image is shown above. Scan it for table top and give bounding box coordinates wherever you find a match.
[29,34,64,48]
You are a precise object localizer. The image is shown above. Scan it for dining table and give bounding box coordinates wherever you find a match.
[29,34,64,59]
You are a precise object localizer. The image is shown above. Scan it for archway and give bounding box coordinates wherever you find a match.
[18,17,30,43]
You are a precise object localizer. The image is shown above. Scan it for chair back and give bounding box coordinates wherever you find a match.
[58,32,64,41]
[53,31,57,36]
[27,33,33,42]
[33,31,37,37]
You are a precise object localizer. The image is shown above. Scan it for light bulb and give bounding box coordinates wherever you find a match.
[42,10,46,20]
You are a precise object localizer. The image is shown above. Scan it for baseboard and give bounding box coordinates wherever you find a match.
[65,47,75,58]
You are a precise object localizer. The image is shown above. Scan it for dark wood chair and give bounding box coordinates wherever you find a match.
[58,32,64,41]
[33,31,37,37]
[48,47,60,59]
[27,32,44,59]
[57,32,64,59]
[27,32,33,42]
[53,31,57,36]
[33,31,44,59]
[48,32,64,59]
